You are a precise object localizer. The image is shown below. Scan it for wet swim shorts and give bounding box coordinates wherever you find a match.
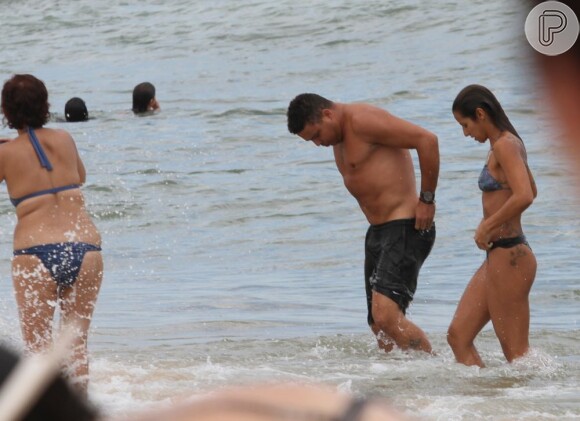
[364,218,435,324]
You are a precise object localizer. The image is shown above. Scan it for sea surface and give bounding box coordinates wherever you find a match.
[0,0,579,419]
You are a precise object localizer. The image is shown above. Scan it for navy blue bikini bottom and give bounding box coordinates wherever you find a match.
[13,242,102,287]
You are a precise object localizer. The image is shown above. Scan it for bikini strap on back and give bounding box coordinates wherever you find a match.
[27,127,53,171]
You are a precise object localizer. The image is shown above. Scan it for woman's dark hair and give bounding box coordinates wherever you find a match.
[287,93,334,134]
[1,74,50,130]
[452,84,522,140]
[132,81,156,113]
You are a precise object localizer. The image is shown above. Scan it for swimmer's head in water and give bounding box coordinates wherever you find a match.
[65,97,89,122]
[132,82,157,113]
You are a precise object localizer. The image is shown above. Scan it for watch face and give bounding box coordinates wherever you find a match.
[421,191,434,202]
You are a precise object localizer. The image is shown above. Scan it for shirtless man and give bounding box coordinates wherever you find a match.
[286,93,439,353]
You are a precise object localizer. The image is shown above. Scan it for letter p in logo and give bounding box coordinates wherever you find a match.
[540,10,567,46]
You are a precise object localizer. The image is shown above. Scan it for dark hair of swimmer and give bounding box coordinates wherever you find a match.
[65,97,89,122]
[132,82,156,113]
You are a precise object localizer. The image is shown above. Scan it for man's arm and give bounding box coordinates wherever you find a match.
[414,129,439,231]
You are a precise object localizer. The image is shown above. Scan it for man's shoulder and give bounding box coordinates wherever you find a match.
[347,102,387,114]
[347,103,390,133]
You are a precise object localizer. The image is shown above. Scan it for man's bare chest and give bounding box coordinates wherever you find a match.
[333,141,377,173]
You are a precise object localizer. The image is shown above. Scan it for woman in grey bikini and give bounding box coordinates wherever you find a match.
[0,74,103,394]
[448,84,538,367]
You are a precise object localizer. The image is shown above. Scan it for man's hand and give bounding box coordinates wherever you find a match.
[415,200,435,231]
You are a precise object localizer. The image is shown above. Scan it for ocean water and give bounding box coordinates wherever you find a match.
[0,0,579,419]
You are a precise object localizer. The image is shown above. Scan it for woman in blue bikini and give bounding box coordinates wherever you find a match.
[448,84,538,367]
[0,74,103,394]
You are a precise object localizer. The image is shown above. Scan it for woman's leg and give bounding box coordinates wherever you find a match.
[447,262,490,367]
[59,251,103,396]
[12,255,58,353]
[486,245,536,362]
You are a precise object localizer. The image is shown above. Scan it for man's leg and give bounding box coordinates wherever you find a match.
[370,290,432,354]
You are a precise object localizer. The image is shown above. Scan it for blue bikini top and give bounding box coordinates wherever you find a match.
[478,164,509,192]
[10,128,80,207]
